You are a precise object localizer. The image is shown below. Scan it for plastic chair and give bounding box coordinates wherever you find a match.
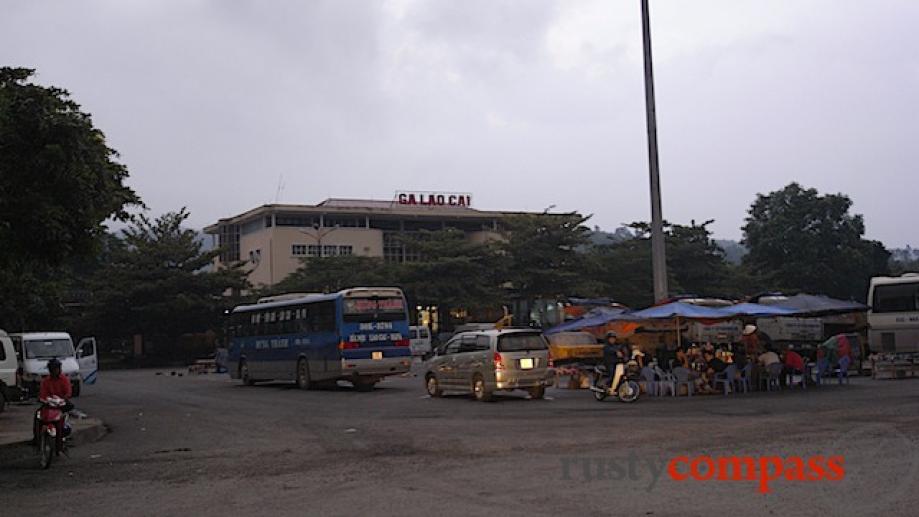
[786,366,807,389]
[712,365,737,395]
[640,366,659,396]
[760,363,782,392]
[734,363,753,394]
[837,356,851,385]
[672,367,694,397]
[654,365,677,396]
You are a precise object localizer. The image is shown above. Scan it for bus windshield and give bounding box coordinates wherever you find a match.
[873,282,919,313]
[25,339,75,359]
[342,297,407,322]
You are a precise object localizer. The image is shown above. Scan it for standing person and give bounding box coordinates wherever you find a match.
[742,325,763,389]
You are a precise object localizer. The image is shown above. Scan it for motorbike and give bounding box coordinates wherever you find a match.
[35,395,71,469]
[589,364,640,403]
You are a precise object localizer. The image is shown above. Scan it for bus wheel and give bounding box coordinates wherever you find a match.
[353,378,375,392]
[240,361,255,386]
[296,359,312,390]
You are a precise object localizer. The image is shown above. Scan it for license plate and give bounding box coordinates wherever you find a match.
[519,358,534,370]
[372,351,383,360]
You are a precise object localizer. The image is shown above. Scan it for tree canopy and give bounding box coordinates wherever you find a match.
[0,67,140,329]
[741,183,889,301]
[78,209,249,357]
[0,67,139,267]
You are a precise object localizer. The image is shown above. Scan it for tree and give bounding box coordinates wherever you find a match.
[394,229,503,312]
[274,229,504,326]
[81,209,249,359]
[499,212,593,301]
[0,67,139,328]
[272,255,395,294]
[741,183,890,301]
[587,220,735,307]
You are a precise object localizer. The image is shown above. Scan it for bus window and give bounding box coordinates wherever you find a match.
[873,282,919,313]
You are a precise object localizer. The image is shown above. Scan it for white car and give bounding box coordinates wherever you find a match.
[409,326,432,357]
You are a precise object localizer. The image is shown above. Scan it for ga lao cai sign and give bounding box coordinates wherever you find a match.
[395,191,472,207]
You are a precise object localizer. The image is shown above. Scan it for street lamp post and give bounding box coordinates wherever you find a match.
[299,223,339,257]
[640,0,669,303]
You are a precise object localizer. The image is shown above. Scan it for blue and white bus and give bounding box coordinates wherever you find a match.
[226,287,413,391]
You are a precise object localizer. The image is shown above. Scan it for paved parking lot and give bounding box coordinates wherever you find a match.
[1,367,918,516]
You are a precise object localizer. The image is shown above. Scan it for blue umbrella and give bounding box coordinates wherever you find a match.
[626,302,733,320]
[720,303,799,317]
[622,302,736,349]
[769,294,867,316]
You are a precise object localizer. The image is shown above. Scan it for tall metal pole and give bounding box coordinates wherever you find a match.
[641,0,669,303]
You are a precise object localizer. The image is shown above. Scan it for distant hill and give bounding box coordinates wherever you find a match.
[715,239,748,265]
[588,226,636,246]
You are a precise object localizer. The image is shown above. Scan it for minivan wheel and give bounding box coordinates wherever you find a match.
[425,375,443,397]
[472,375,492,402]
[528,385,545,400]
[0,390,6,413]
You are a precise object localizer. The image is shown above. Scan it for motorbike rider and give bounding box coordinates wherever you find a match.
[33,358,74,448]
[601,331,629,392]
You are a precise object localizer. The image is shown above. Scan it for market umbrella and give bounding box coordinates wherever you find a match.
[770,294,867,316]
[624,302,735,348]
[720,303,799,317]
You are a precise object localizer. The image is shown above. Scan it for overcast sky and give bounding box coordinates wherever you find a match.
[2,0,917,245]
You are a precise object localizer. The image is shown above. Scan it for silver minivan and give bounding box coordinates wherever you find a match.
[423,329,553,401]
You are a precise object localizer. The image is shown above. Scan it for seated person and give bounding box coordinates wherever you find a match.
[758,348,781,368]
[673,347,690,370]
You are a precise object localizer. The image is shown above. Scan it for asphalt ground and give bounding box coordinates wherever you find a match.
[1,366,918,517]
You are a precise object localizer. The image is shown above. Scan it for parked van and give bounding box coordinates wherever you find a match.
[0,330,20,412]
[409,325,432,357]
[10,332,98,398]
[423,329,554,401]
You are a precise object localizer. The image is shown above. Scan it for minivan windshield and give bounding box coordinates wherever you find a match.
[25,339,75,359]
[497,333,548,352]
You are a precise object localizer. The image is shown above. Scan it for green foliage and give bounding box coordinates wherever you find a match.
[0,67,139,330]
[80,209,249,356]
[273,255,395,294]
[394,229,503,310]
[586,220,736,306]
[274,229,503,314]
[498,212,593,300]
[741,183,890,301]
[0,67,140,268]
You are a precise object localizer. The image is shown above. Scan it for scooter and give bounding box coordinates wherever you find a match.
[35,396,70,469]
[589,364,640,403]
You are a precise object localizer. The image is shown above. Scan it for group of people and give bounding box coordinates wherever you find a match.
[605,325,816,395]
